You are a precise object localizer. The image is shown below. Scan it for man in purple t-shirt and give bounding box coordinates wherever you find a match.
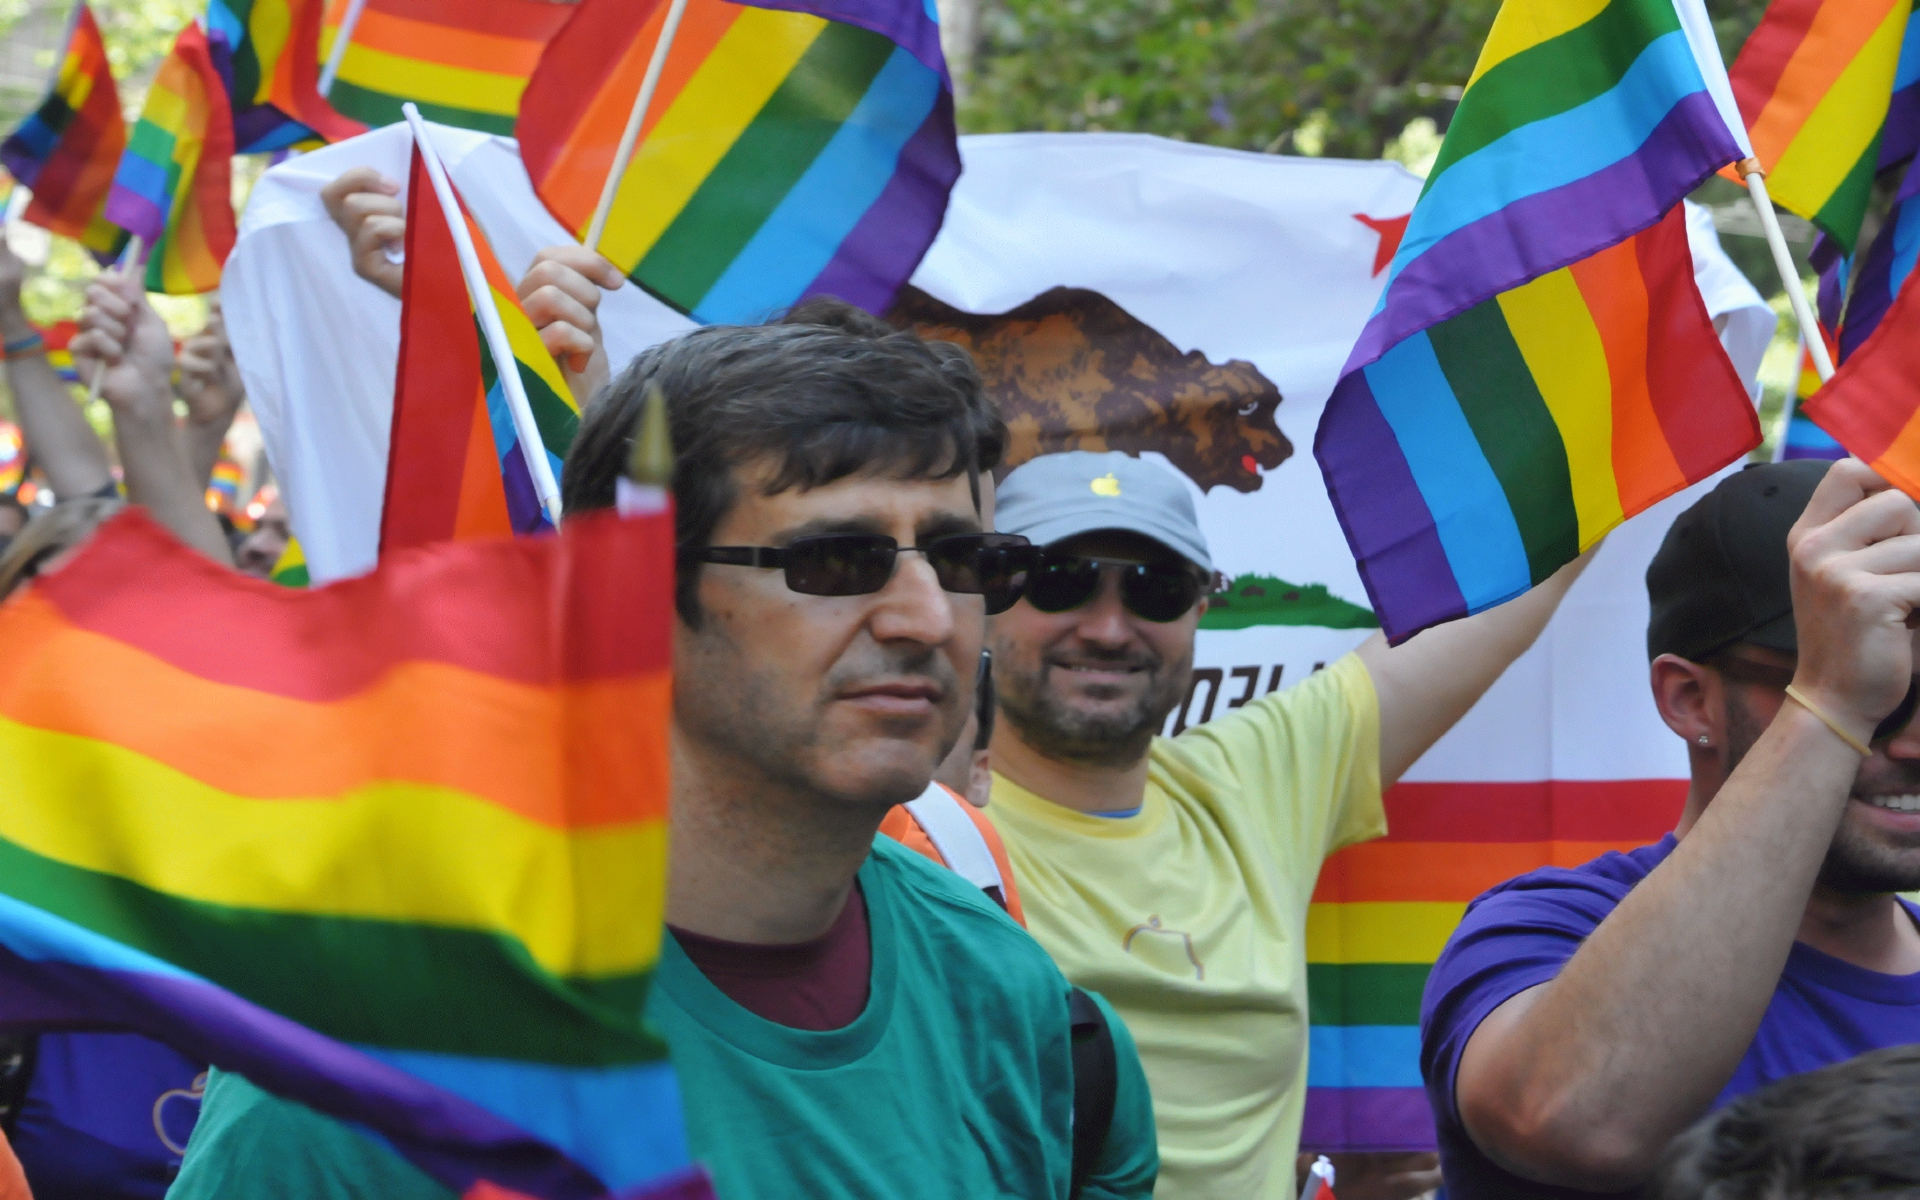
[1421,459,1920,1199]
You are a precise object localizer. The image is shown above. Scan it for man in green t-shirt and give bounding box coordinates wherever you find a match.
[169,302,1155,1200]
[980,450,1592,1200]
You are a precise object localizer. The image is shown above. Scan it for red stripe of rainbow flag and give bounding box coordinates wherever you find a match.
[1727,0,1910,251]
[102,21,237,295]
[1300,779,1684,1151]
[320,0,572,136]
[0,505,706,1199]
[0,2,129,260]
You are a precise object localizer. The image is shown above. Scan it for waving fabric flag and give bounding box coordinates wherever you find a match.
[207,0,366,150]
[1880,10,1920,172]
[382,128,578,553]
[40,321,83,385]
[319,0,573,136]
[1315,0,1758,642]
[104,22,237,295]
[1835,184,1920,360]
[517,0,960,323]
[0,3,129,261]
[0,506,707,1200]
[1728,0,1911,252]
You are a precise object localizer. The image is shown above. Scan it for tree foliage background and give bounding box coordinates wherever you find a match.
[955,0,1773,161]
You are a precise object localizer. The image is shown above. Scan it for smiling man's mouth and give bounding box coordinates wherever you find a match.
[1861,794,1920,813]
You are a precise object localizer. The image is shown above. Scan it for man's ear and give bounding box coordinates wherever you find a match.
[1650,653,1719,746]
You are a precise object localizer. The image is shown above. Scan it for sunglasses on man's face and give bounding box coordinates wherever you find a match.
[1714,656,1920,744]
[683,532,1036,614]
[1022,555,1209,623]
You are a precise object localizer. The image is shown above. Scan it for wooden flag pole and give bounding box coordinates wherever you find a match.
[1739,159,1834,384]
[583,0,690,251]
[318,0,369,98]
[81,233,146,406]
[402,104,563,524]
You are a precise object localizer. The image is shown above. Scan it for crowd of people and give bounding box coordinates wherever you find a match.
[0,163,1916,1200]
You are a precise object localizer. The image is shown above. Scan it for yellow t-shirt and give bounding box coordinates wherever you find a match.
[986,653,1384,1200]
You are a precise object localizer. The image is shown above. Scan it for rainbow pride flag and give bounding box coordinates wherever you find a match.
[0,422,22,494]
[208,0,366,150]
[206,455,245,511]
[1315,0,1757,642]
[1728,0,1911,252]
[0,3,129,261]
[381,126,577,553]
[319,0,573,136]
[1300,780,1681,1151]
[517,0,959,323]
[103,21,237,295]
[1879,7,1920,171]
[0,505,708,1200]
[1835,184,1920,361]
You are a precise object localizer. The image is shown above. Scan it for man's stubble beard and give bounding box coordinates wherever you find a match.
[1724,691,1920,894]
[996,640,1194,770]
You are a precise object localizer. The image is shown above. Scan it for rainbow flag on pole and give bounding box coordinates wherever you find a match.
[1315,0,1759,642]
[381,119,577,553]
[103,21,238,295]
[0,2,129,261]
[517,0,959,323]
[1301,781,1681,1151]
[0,505,708,1200]
[319,0,573,136]
[1835,184,1920,360]
[207,0,366,149]
[1728,0,1911,252]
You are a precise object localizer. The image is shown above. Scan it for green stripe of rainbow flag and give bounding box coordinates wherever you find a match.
[1300,779,1683,1151]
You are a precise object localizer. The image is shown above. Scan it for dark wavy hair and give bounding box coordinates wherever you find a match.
[1647,1045,1920,1200]
[561,297,1006,625]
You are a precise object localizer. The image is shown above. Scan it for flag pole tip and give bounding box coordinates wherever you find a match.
[628,382,674,487]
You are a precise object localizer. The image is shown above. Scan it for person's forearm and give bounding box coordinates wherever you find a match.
[1,308,113,497]
[1359,546,1596,783]
[112,408,232,565]
[182,412,235,491]
[1460,704,1857,1188]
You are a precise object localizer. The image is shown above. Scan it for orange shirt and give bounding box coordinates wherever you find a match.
[878,783,1026,926]
[0,1134,31,1200]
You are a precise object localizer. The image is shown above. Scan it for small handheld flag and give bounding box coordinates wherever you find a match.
[103,22,238,295]
[516,0,960,323]
[381,107,572,553]
[1315,0,1759,642]
[207,0,366,150]
[0,3,129,261]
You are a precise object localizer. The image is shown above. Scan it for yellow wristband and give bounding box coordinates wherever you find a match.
[1783,684,1872,757]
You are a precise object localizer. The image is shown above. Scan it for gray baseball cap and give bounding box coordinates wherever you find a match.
[995,451,1212,573]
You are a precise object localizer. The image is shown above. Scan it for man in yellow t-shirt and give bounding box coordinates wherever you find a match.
[984,451,1591,1200]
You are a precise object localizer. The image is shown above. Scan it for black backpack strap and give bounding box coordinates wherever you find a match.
[0,1034,37,1140]
[1068,987,1118,1200]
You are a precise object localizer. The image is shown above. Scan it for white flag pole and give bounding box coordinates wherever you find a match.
[402,104,563,524]
[1671,0,1834,383]
[318,0,369,98]
[582,0,690,250]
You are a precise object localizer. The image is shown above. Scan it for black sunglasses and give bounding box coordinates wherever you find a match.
[1022,554,1209,623]
[1714,656,1920,744]
[683,532,1035,614]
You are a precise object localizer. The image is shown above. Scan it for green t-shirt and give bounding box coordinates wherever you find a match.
[167,838,1157,1200]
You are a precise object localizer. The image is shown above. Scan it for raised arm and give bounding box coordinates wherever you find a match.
[71,272,232,565]
[1356,546,1596,786]
[1450,460,1920,1190]
[0,240,114,498]
[176,302,246,489]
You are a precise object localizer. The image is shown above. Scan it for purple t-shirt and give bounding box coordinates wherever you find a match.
[1420,834,1920,1199]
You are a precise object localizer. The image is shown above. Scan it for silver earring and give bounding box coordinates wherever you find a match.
[1698,735,1710,745]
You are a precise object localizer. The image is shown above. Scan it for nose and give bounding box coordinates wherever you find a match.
[1070,567,1136,648]
[868,549,959,647]
[1881,684,1920,761]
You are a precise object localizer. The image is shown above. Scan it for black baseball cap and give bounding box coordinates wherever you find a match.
[1645,460,1833,662]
